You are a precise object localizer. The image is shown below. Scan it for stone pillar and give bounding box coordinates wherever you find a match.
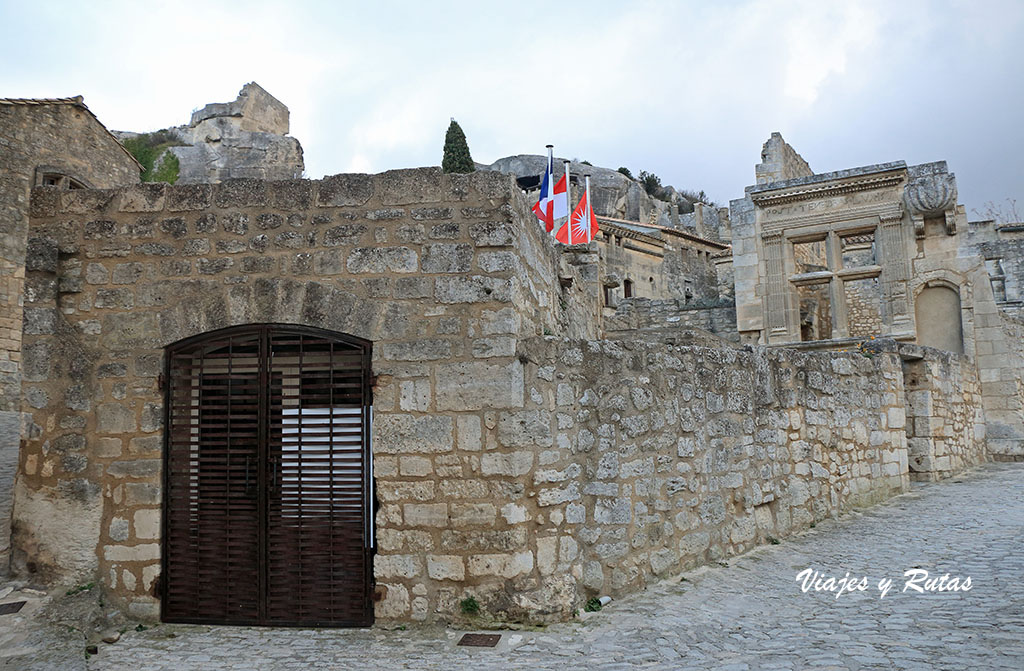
[826,232,848,339]
[878,214,913,336]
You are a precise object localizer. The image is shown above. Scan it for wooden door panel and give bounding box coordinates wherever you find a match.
[163,332,261,624]
[265,333,371,626]
[163,325,372,627]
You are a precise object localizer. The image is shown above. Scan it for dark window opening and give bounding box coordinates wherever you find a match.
[623,279,634,298]
[37,172,87,190]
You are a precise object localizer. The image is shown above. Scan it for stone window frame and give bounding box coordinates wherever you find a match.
[34,166,90,190]
[785,220,882,342]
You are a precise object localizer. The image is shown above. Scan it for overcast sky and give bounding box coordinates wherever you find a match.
[2,0,1022,218]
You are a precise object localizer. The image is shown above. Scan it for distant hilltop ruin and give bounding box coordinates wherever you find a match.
[114,82,304,184]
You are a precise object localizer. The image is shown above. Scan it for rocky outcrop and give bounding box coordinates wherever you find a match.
[117,82,304,184]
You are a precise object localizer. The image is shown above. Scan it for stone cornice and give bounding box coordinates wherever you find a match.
[751,170,906,208]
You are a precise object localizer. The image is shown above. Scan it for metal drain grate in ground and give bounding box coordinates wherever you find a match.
[0,601,26,616]
[457,633,501,647]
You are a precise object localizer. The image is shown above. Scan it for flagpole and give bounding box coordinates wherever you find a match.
[546,144,553,180]
[563,161,571,229]
[585,174,592,244]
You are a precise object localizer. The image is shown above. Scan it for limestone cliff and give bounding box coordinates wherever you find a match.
[116,82,304,184]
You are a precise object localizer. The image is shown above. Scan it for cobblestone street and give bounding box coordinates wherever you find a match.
[2,462,1020,670]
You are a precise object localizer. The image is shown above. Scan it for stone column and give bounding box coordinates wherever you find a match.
[878,214,913,336]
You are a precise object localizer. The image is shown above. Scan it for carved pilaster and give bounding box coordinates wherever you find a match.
[878,214,913,333]
[762,231,790,339]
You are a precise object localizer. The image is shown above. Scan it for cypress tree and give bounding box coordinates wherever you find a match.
[442,119,475,173]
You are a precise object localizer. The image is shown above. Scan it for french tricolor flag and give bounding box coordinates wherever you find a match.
[532,146,569,232]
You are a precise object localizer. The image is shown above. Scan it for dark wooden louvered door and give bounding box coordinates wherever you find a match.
[162,325,373,627]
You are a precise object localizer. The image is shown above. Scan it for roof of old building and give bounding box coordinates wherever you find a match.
[0,95,143,171]
[598,215,730,250]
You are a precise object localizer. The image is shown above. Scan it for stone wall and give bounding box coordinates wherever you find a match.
[599,235,721,306]
[987,313,1024,460]
[754,132,813,186]
[189,82,289,135]
[604,298,738,341]
[14,168,570,619]
[845,278,884,338]
[901,345,987,479]
[516,337,910,602]
[678,204,732,243]
[966,264,1024,460]
[965,220,1024,318]
[0,99,140,574]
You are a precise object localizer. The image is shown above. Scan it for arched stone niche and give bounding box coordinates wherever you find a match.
[915,282,964,354]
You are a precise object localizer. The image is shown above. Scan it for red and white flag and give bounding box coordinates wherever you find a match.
[556,175,598,245]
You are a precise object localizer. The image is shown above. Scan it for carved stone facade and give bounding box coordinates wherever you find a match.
[731,135,1024,462]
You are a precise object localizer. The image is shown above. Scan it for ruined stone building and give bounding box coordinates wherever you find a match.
[0,89,1020,628]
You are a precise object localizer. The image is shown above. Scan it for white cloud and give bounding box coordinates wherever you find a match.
[0,0,1021,212]
[780,4,882,104]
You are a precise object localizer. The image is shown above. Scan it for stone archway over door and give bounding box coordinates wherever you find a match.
[162,324,373,627]
[916,285,964,354]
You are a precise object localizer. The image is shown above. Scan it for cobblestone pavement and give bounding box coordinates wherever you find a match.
[10,462,1022,670]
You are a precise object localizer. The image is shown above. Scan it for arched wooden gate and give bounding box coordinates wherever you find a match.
[161,324,373,626]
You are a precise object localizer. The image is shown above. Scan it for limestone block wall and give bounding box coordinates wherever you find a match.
[901,346,987,480]
[13,168,568,620]
[517,338,910,602]
[0,100,140,574]
[964,220,1024,315]
[755,132,813,186]
[967,264,1024,460]
[988,314,1024,460]
[604,298,738,341]
[845,278,884,338]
